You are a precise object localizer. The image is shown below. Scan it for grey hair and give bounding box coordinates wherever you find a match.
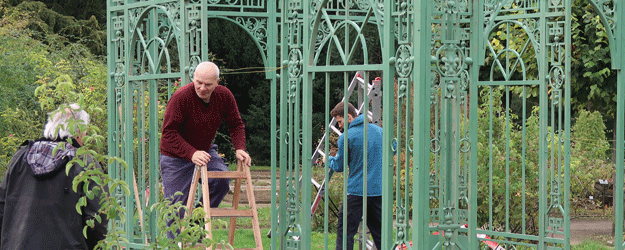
[43,103,90,139]
[194,61,220,79]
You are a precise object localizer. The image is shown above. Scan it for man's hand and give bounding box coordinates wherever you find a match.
[236,149,252,167]
[192,150,211,167]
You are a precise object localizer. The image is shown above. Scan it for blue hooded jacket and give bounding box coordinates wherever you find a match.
[328,115,384,196]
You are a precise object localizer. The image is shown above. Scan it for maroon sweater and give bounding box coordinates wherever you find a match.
[160,83,246,161]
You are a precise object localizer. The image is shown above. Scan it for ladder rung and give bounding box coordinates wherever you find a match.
[210,208,254,218]
[316,149,326,157]
[205,171,247,179]
[331,125,342,136]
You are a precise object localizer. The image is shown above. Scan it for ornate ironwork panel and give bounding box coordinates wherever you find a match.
[107,0,278,248]
[470,0,571,249]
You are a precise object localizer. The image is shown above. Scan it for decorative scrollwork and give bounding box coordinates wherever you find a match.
[550,0,564,8]
[355,0,370,10]
[458,69,469,91]
[236,17,268,51]
[393,205,409,247]
[128,8,144,34]
[548,66,565,90]
[165,3,182,30]
[373,0,384,16]
[429,173,438,202]
[445,81,457,99]
[288,49,303,78]
[398,81,407,99]
[436,45,465,77]
[395,45,413,78]
[442,0,466,14]
[287,80,298,104]
[522,18,539,34]
[115,63,125,87]
[188,56,201,79]
[431,137,441,153]
[314,20,330,51]
[431,70,441,91]
[459,135,470,153]
[441,201,457,247]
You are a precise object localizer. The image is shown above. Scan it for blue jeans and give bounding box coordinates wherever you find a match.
[160,144,230,238]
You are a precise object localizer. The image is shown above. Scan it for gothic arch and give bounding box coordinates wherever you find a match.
[484,19,540,81]
[206,16,269,71]
[128,4,183,75]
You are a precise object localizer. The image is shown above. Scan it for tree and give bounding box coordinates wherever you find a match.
[571,0,617,150]
[206,18,271,165]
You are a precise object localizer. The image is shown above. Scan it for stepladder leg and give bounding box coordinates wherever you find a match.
[185,166,214,250]
[243,164,263,250]
[200,166,213,250]
[186,167,201,213]
[228,168,243,246]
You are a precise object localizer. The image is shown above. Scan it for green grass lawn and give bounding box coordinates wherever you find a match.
[572,240,614,250]
[213,167,615,249]
[211,228,335,249]
[212,226,614,250]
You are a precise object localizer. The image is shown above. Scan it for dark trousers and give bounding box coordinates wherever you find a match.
[160,144,230,239]
[336,195,383,250]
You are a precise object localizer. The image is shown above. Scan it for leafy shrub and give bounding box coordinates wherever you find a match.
[476,87,541,235]
[570,110,614,204]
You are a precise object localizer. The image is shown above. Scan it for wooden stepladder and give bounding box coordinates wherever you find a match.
[186,160,263,250]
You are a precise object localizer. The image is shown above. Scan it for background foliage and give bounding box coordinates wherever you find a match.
[0,0,621,247]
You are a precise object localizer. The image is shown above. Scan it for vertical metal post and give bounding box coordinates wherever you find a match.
[269,0,279,248]
[301,1,312,248]
[564,0,573,248]
[106,0,117,184]
[615,2,625,250]
[616,66,625,250]
[468,0,483,249]
[413,0,431,248]
[538,0,548,248]
[123,5,135,243]
[382,0,397,249]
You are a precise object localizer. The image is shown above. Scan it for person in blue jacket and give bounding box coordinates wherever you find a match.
[326,102,384,250]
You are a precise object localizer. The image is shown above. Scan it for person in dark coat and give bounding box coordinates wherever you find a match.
[0,103,107,249]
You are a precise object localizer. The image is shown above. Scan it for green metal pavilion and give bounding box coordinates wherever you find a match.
[106,0,625,249]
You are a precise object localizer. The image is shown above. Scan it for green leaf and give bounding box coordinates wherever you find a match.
[76,197,86,214]
[86,191,94,200]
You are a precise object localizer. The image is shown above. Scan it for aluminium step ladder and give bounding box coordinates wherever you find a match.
[309,71,382,212]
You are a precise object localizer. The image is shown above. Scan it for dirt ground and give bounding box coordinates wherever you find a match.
[570,217,614,246]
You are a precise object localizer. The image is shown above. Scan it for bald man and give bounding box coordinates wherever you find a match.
[160,61,251,238]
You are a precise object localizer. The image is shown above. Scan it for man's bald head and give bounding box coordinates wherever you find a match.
[194,61,220,80]
[193,61,220,103]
